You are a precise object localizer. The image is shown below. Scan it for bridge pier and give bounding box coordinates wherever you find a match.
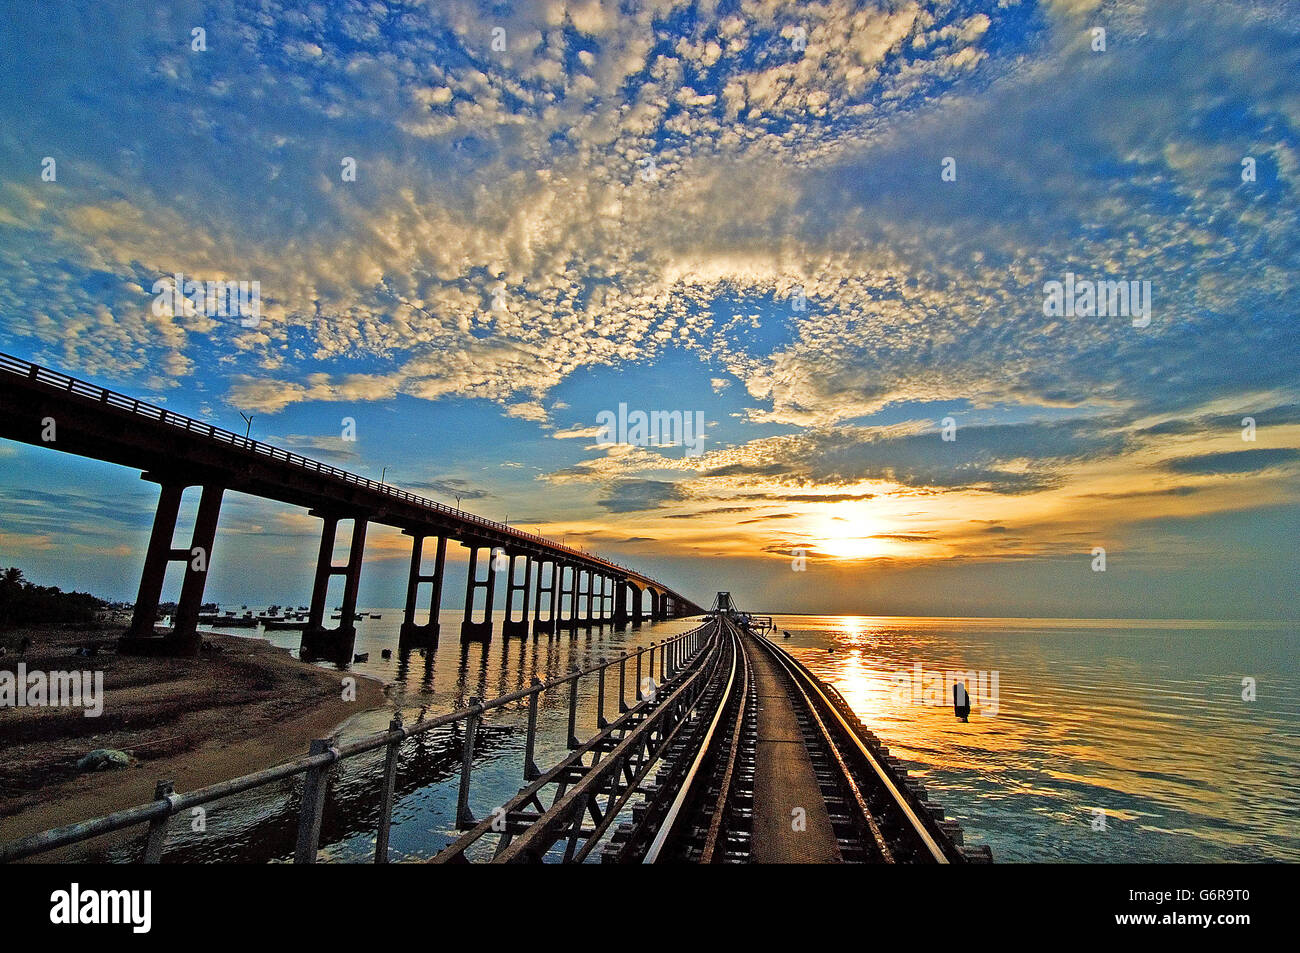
[460,543,498,642]
[301,512,368,662]
[502,552,531,637]
[612,578,629,626]
[580,569,595,629]
[649,588,664,622]
[399,531,445,647]
[629,582,643,626]
[532,559,556,636]
[121,479,224,657]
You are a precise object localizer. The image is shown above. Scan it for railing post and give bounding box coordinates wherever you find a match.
[567,669,581,748]
[660,640,667,681]
[374,714,403,864]
[596,659,608,729]
[457,699,481,829]
[636,648,644,701]
[524,677,542,780]
[142,779,174,863]
[294,739,335,863]
[618,655,628,713]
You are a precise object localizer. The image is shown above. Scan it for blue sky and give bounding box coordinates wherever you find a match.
[0,0,1297,617]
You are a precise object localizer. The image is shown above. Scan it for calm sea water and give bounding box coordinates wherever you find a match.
[108,612,1297,863]
[780,615,1299,863]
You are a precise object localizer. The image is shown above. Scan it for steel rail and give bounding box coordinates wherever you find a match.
[493,621,728,862]
[567,620,730,863]
[754,631,951,864]
[642,618,742,863]
[699,617,752,863]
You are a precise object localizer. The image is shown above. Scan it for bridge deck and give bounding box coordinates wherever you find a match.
[748,635,843,863]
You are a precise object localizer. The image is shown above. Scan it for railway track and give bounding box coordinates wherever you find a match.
[426,609,988,863]
[613,614,990,864]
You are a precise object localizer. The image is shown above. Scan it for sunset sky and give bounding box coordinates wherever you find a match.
[0,0,1296,618]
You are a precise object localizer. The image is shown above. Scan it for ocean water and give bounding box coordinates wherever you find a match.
[100,612,1298,863]
[778,615,1300,862]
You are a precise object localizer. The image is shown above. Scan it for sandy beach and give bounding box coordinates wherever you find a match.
[0,623,389,860]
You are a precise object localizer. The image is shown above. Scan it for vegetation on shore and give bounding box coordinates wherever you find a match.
[0,567,104,627]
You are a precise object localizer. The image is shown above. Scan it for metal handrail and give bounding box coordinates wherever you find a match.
[0,622,710,863]
[0,351,697,606]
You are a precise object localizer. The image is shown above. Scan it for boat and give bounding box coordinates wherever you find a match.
[263,618,308,630]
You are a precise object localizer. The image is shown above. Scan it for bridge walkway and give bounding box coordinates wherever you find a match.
[748,632,842,863]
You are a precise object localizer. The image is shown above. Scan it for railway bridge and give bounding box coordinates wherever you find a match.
[0,352,701,661]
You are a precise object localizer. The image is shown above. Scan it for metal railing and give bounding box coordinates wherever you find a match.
[0,351,697,607]
[0,623,710,863]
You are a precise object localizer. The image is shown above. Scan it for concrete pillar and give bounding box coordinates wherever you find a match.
[532,559,555,637]
[460,543,498,642]
[125,481,184,640]
[400,532,445,647]
[171,484,224,651]
[306,514,339,632]
[502,552,531,637]
[302,513,368,661]
[579,568,594,629]
[562,562,578,632]
[613,578,629,626]
[121,480,223,657]
[630,582,643,626]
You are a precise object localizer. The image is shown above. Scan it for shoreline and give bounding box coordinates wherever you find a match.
[0,623,388,861]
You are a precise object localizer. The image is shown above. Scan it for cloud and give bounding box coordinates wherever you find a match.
[1161,448,1300,476]
[596,479,688,512]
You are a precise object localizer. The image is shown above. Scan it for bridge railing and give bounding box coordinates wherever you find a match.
[0,623,709,863]
[0,351,694,604]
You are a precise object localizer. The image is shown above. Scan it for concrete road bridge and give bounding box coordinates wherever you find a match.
[0,352,703,661]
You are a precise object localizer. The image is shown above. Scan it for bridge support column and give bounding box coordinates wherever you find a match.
[399,531,445,647]
[630,582,643,626]
[121,480,224,657]
[460,543,498,642]
[612,578,629,626]
[579,569,594,629]
[502,552,531,637]
[302,513,368,662]
[531,559,553,637]
[561,563,578,633]
[171,484,224,652]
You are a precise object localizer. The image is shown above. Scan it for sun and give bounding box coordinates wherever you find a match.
[810,510,892,560]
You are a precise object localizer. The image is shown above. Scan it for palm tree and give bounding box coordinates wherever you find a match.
[0,566,24,590]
